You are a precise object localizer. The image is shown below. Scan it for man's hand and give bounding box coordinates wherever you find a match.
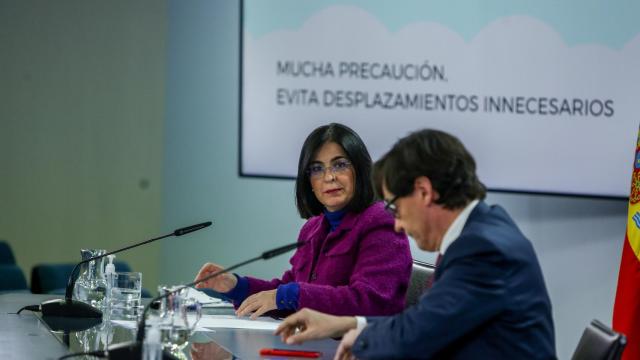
[275,308,357,345]
[194,262,237,293]
[334,328,363,360]
[236,289,277,319]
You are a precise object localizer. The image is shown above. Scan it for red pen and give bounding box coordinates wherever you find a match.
[259,348,322,358]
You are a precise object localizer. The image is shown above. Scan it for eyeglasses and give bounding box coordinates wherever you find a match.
[384,195,400,218]
[307,159,352,179]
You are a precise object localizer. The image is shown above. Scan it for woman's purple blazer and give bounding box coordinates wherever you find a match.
[246,201,412,316]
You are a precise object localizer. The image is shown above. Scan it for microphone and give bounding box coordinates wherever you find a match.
[100,240,306,360]
[33,221,212,319]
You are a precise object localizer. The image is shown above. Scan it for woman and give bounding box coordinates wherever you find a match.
[195,123,411,318]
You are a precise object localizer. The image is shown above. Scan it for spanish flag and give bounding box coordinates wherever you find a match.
[613,128,640,360]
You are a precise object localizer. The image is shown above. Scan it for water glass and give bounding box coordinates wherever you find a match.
[157,286,202,357]
[74,249,107,308]
[109,272,143,320]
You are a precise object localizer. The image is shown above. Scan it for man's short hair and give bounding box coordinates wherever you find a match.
[374,129,486,209]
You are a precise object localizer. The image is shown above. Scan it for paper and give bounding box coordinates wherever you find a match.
[110,319,135,329]
[198,314,281,331]
[110,319,216,333]
[111,314,281,332]
[184,287,234,308]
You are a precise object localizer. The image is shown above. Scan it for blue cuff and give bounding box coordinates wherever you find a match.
[222,274,250,306]
[276,282,300,310]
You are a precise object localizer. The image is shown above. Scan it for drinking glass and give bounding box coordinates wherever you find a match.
[73,249,107,308]
[109,272,143,320]
[157,286,202,359]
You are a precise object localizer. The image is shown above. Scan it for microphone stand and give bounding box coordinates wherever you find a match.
[28,221,212,320]
[101,241,304,360]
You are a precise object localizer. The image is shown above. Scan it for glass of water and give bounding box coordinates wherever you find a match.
[157,286,202,359]
[73,249,107,308]
[109,272,143,320]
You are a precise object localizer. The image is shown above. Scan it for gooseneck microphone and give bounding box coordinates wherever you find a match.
[96,241,305,360]
[31,221,212,319]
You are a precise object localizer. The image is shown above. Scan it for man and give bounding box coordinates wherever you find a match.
[275,129,556,359]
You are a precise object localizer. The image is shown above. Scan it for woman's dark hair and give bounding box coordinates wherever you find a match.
[376,129,486,210]
[295,123,374,219]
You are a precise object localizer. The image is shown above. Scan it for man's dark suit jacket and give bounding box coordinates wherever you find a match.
[352,201,556,359]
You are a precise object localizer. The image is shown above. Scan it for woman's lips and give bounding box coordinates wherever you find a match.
[324,188,341,194]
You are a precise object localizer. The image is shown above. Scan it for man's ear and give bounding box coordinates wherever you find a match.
[414,176,438,205]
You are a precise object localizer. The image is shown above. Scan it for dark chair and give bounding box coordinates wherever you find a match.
[0,264,29,292]
[30,263,75,294]
[31,261,151,297]
[0,240,17,264]
[571,319,627,360]
[405,259,435,307]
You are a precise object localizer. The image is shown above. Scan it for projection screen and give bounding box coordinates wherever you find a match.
[240,0,640,198]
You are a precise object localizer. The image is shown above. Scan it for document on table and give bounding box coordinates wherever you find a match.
[198,315,281,331]
[183,287,234,308]
[110,319,216,332]
[111,315,281,332]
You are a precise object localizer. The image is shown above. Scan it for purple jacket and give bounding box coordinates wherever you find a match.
[246,201,411,316]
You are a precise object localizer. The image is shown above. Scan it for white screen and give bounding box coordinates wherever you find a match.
[240,1,640,198]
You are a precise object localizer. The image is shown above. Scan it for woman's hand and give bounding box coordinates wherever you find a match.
[194,262,238,293]
[235,289,277,319]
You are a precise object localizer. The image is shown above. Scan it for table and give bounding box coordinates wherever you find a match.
[0,293,339,359]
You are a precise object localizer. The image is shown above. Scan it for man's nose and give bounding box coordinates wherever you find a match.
[394,220,404,234]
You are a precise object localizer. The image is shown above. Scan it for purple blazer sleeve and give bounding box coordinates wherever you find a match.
[245,202,412,316]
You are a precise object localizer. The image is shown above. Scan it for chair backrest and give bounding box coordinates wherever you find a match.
[405,259,435,307]
[0,264,28,292]
[571,319,627,360]
[30,264,75,294]
[0,241,17,264]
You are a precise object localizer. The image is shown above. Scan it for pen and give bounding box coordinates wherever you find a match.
[259,348,322,358]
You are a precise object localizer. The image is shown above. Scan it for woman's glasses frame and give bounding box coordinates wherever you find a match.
[307,158,352,179]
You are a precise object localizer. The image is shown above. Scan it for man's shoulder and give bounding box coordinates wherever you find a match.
[448,202,533,263]
[464,203,525,244]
